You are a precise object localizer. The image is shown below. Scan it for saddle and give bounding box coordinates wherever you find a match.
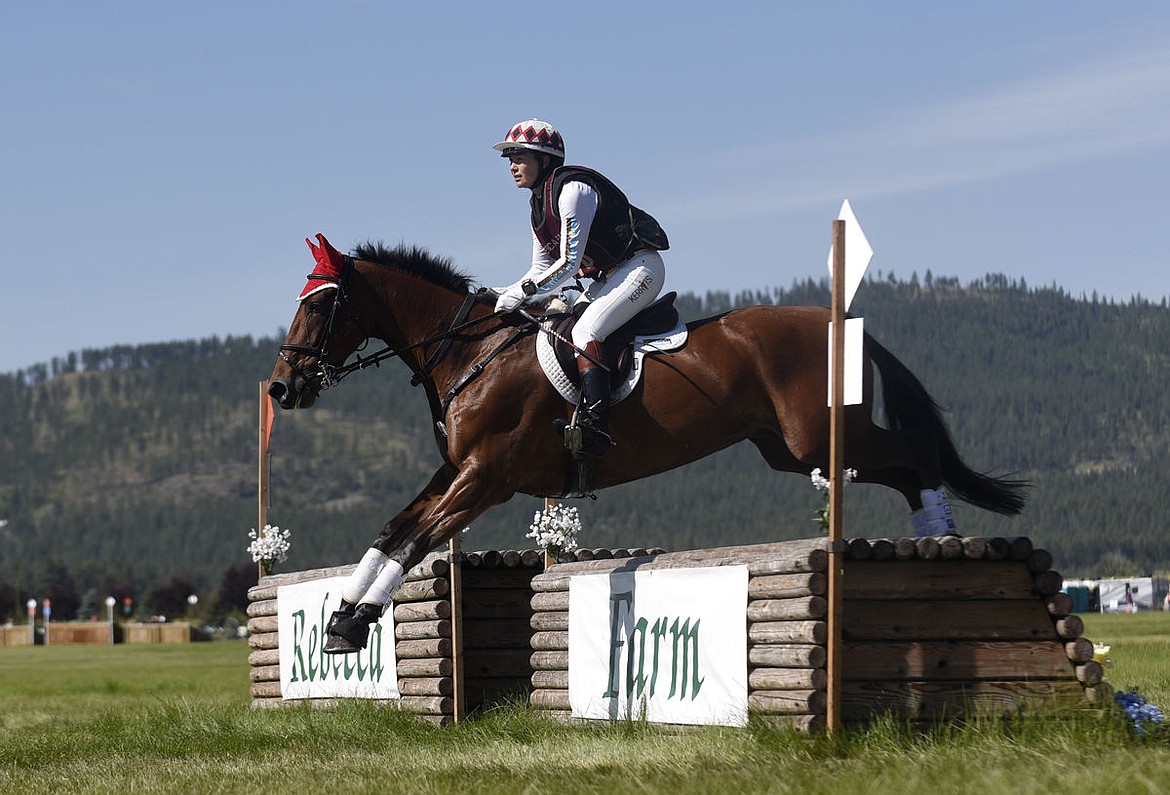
[535,292,688,405]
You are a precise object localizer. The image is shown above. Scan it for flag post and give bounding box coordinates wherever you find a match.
[826,218,847,735]
[258,380,273,579]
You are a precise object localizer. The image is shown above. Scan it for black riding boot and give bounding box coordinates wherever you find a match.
[575,341,613,457]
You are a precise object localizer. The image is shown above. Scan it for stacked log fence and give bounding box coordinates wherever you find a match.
[528,536,1108,730]
[249,535,1105,730]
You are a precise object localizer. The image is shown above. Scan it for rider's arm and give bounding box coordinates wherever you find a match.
[497,181,597,310]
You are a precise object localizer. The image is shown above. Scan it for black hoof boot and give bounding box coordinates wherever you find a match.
[323,602,381,654]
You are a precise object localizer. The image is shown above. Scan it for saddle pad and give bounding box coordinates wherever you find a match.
[536,320,688,405]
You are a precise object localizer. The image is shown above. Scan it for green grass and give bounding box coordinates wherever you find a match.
[2,620,1170,794]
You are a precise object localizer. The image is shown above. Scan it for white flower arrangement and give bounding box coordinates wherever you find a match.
[527,503,581,559]
[810,467,856,532]
[247,524,291,573]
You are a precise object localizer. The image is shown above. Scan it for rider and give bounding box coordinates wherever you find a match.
[493,118,669,456]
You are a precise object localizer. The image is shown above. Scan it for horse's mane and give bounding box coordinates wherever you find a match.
[352,240,474,294]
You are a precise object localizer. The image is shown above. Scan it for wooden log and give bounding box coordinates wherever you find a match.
[1065,637,1094,664]
[751,714,825,733]
[1008,537,1035,561]
[460,619,535,649]
[748,644,826,669]
[589,548,614,560]
[1032,570,1063,596]
[531,631,569,651]
[396,619,451,640]
[461,589,534,619]
[749,667,827,691]
[248,631,279,651]
[938,536,963,560]
[1083,680,1115,704]
[960,537,987,560]
[249,648,280,667]
[398,695,453,716]
[1075,660,1104,686]
[983,537,1010,561]
[1045,592,1073,617]
[843,640,1075,681]
[250,664,281,683]
[462,649,537,678]
[395,577,450,602]
[396,637,452,659]
[1026,548,1053,573]
[841,679,1084,721]
[531,689,572,710]
[531,591,570,612]
[748,572,826,599]
[397,677,454,697]
[748,621,827,645]
[893,537,918,560]
[842,561,1038,600]
[846,538,872,560]
[532,669,570,690]
[530,650,569,671]
[868,539,895,560]
[248,598,276,618]
[747,596,826,622]
[530,539,830,593]
[747,690,826,715]
[521,549,543,567]
[251,681,282,699]
[248,563,358,601]
[393,599,451,623]
[531,611,569,632]
[841,600,1060,642]
[914,537,940,560]
[500,549,523,567]
[397,657,453,678]
[1054,615,1084,640]
[460,568,538,590]
[247,615,278,634]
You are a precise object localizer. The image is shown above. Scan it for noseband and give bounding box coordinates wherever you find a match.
[278,257,364,395]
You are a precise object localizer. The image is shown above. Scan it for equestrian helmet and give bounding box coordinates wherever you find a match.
[494,119,565,158]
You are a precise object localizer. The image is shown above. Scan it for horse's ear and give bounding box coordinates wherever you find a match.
[306,233,346,275]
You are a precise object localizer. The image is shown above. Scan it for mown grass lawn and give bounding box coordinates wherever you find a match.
[1,614,1168,794]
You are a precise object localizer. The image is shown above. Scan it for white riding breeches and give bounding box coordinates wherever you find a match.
[570,250,666,350]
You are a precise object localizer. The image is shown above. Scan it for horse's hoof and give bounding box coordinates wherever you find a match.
[322,604,379,653]
[323,634,363,655]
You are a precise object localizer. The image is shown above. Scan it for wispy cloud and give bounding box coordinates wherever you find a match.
[666,43,1170,219]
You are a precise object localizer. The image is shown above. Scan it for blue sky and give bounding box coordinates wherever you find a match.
[5,2,1170,374]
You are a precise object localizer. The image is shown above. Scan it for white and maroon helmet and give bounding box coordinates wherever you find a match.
[493,119,565,158]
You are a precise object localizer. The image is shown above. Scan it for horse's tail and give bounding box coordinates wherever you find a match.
[867,335,1029,515]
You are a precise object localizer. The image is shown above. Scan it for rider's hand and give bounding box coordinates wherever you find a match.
[494,285,526,313]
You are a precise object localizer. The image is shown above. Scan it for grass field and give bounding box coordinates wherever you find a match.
[1,614,1169,794]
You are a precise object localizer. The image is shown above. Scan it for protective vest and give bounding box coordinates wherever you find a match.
[530,166,668,278]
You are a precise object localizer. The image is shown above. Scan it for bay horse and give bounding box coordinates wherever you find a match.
[268,235,1026,653]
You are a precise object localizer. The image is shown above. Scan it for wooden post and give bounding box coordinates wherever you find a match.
[258,380,271,580]
[826,219,847,735]
[543,498,556,570]
[448,534,466,723]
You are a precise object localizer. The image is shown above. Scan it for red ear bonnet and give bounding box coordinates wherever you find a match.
[298,233,347,301]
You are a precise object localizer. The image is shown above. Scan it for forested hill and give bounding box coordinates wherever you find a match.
[3,273,1170,620]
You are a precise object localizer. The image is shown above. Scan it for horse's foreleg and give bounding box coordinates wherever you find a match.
[325,461,513,654]
[324,464,459,654]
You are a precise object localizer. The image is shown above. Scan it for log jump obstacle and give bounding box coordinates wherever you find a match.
[248,536,1107,730]
[247,545,661,725]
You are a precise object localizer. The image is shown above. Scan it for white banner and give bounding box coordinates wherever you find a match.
[568,566,748,726]
[277,577,399,700]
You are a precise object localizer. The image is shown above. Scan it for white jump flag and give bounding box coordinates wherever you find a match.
[827,200,873,406]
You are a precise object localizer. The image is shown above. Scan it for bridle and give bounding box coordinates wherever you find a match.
[278,257,521,400]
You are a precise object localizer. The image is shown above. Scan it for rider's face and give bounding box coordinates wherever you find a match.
[508,151,544,190]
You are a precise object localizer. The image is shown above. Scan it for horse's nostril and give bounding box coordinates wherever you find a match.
[268,381,288,403]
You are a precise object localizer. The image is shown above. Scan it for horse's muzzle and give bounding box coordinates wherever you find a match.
[268,375,317,410]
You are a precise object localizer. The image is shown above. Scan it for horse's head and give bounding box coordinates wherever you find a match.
[268,235,369,409]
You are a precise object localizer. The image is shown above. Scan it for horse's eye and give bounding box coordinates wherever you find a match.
[306,301,325,315]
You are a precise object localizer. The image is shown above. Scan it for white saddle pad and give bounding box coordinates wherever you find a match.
[536,319,688,405]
